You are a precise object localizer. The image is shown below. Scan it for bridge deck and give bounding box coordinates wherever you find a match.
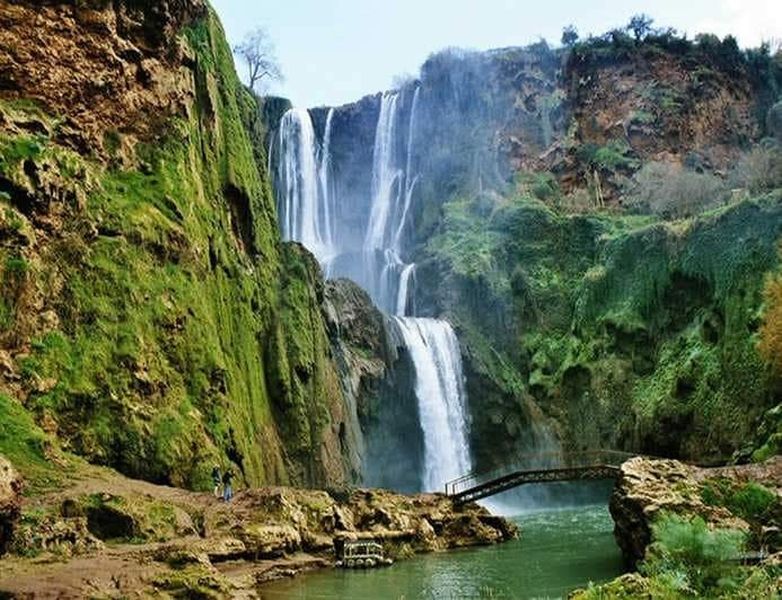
[445,450,635,504]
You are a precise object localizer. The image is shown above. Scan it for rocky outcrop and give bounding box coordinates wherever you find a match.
[0,0,207,157]
[0,455,22,555]
[610,457,782,566]
[322,279,424,490]
[0,472,517,598]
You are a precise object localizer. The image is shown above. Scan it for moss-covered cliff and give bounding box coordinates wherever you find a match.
[420,191,782,469]
[0,0,378,490]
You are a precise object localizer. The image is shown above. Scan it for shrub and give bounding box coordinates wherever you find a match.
[731,143,782,194]
[768,101,782,141]
[701,478,777,522]
[643,513,746,594]
[629,161,727,219]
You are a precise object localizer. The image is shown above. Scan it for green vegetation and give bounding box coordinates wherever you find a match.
[0,7,344,491]
[0,394,62,492]
[425,190,781,466]
[701,478,778,523]
[576,513,779,599]
[642,514,746,595]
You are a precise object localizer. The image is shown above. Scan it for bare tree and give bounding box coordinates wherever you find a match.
[627,14,654,42]
[233,27,283,92]
[561,25,579,48]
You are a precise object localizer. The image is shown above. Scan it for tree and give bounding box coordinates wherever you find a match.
[627,14,654,42]
[561,25,579,48]
[233,27,283,93]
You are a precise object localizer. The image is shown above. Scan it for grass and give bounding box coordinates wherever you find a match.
[0,394,63,493]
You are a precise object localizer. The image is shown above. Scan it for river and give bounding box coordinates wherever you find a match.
[261,502,624,599]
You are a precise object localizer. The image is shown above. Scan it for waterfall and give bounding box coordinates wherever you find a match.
[365,92,403,253]
[273,85,473,493]
[319,108,336,274]
[396,263,415,317]
[277,108,336,265]
[394,86,420,251]
[393,317,472,492]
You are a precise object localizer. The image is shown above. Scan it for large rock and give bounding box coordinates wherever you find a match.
[609,457,753,566]
[0,455,23,555]
[204,486,517,562]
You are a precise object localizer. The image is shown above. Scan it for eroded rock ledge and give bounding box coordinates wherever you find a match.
[0,465,517,598]
[610,456,782,566]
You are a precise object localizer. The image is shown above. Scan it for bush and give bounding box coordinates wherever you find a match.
[731,143,782,194]
[701,478,778,522]
[629,161,727,219]
[643,513,746,594]
[768,101,782,141]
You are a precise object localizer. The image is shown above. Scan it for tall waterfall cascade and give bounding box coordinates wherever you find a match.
[276,108,337,267]
[274,89,473,492]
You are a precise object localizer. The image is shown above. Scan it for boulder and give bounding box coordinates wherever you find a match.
[610,457,750,566]
[0,455,23,555]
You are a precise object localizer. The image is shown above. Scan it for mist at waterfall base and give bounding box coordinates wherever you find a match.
[271,47,591,512]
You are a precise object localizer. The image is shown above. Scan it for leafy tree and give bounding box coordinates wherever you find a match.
[629,161,727,219]
[233,27,283,93]
[561,25,579,48]
[627,14,654,42]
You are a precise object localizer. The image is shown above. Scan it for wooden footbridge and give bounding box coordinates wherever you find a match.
[445,450,637,504]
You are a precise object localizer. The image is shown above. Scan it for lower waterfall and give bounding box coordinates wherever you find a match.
[392,317,472,492]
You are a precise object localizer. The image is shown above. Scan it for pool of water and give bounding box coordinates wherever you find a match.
[261,504,625,599]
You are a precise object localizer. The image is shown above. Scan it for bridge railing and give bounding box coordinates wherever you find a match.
[444,449,636,497]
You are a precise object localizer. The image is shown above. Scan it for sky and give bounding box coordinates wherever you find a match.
[211,0,781,108]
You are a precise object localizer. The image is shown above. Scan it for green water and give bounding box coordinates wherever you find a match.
[261,505,625,600]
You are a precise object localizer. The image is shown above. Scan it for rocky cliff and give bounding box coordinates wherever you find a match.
[294,31,781,471]
[0,0,392,491]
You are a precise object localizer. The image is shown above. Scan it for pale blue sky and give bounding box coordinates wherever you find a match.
[211,0,780,108]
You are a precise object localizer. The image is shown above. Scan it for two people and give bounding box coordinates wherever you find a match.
[211,465,235,502]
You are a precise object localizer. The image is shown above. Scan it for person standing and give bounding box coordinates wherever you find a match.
[211,465,222,498]
[222,467,234,502]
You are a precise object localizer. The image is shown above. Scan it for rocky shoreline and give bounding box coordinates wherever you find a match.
[610,456,782,566]
[0,455,517,598]
[569,456,782,598]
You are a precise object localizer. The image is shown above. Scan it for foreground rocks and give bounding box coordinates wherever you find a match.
[0,455,22,556]
[0,466,517,599]
[610,456,782,566]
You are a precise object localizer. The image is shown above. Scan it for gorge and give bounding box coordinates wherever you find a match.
[274,87,477,493]
[0,0,781,597]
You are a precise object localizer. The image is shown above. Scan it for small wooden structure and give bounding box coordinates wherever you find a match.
[336,540,393,569]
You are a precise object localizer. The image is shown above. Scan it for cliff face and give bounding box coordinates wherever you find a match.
[291,34,781,471]
[424,197,782,469]
[0,0,388,490]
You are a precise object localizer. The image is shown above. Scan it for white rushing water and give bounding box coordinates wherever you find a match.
[274,87,473,493]
[393,317,472,491]
[277,108,336,265]
[365,92,403,253]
